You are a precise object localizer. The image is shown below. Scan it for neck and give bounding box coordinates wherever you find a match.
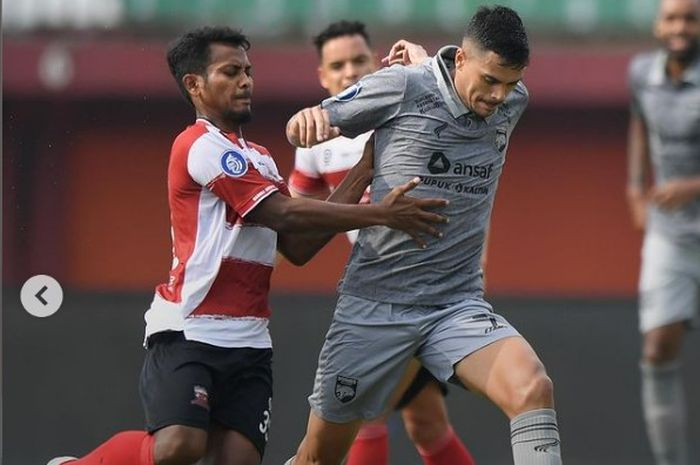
[197,113,241,134]
[667,47,698,80]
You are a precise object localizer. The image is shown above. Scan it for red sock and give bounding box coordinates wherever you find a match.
[69,430,154,465]
[417,426,476,465]
[346,423,389,465]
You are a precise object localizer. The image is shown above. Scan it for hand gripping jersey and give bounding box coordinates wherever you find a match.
[144,118,289,348]
[289,132,372,244]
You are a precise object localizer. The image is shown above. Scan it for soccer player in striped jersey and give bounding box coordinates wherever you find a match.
[47,26,447,465]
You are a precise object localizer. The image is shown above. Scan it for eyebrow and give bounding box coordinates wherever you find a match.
[484,73,520,85]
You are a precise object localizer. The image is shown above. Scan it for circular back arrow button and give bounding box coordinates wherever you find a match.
[20,275,64,318]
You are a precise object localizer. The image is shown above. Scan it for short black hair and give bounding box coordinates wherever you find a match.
[166,26,250,105]
[464,5,529,69]
[313,20,371,56]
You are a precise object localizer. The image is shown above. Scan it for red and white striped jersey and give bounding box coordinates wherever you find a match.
[144,118,289,348]
[288,131,372,243]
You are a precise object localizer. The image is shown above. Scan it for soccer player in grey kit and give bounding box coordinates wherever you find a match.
[627,1,700,464]
[284,6,564,465]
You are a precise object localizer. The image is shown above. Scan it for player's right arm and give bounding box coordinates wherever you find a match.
[286,64,408,148]
[626,61,652,231]
[248,177,446,263]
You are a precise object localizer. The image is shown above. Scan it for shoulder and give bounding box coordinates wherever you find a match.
[247,141,272,157]
[504,81,529,114]
[628,50,658,84]
[172,121,211,156]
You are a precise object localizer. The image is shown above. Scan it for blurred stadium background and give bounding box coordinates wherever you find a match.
[3,1,699,464]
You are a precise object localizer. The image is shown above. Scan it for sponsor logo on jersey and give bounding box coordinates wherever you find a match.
[334,375,358,403]
[414,92,443,114]
[220,149,249,177]
[428,152,451,174]
[334,83,362,102]
[427,152,494,179]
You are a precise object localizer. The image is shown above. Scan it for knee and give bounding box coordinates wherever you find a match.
[643,333,682,364]
[154,430,207,465]
[507,371,554,417]
[401,405,449,448]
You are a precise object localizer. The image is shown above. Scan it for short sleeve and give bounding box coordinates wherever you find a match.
[628,56,644,116]
[321,65,407,138]
[289,147,327,196]
[187,134,279,217]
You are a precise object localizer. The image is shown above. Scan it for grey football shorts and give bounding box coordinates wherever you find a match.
[308,293,520,423]
[639,233,700,333]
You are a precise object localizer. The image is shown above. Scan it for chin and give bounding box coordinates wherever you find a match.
[227,109,252,124]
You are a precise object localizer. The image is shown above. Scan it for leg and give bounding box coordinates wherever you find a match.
[292,411,363,465]
[641,323,688,465]
[344,359,423,465]
[454,336,553,418]
[453,336,561,465]
[153,426,207,465]
[345,419,389,465]
[291,295,420,465]
[200,424,261,465]
[637,233,698,465]
[400,380,475,465]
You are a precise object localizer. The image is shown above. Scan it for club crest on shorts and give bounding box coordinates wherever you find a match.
[190,385,210,411]
[334,375,358,403]
[334,83,361,102]
[220,149,248,177]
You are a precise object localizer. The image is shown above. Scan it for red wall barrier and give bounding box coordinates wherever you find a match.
[3,101,641,296]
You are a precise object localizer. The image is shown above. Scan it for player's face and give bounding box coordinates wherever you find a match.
[655,0,700,60]
[453,43,524,119]
[318,34,376,96]
[193,43,254,124]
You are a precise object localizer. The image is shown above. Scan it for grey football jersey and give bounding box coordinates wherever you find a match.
[321,45,529,304]
[629,50,700,245]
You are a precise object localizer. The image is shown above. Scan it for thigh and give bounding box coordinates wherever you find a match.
[140,331,213,433]
[453,335,547,417]
[639,234,700,333]
[418,299,520,383]
[210,348,273,461]
[308,294,420,423]
[201,424,261,465]
[394,366,447,411]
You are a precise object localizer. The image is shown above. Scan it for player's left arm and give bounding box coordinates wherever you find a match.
[276,136,374,265]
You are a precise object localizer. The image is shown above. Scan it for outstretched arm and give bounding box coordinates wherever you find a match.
[277,137,374,265]
[626,112,651,230]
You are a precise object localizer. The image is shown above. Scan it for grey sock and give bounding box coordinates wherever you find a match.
[511,408,563,465]
[641,361,689,465]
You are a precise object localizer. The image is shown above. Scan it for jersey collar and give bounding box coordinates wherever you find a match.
[649,48,700,87]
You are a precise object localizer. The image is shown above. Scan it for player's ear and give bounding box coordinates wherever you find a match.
[183,73,204,100]
[455,47,466,69]
[318,66,331,93]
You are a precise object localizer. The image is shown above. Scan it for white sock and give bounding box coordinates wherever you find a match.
[511,408,563,465]
[641,361,689,465]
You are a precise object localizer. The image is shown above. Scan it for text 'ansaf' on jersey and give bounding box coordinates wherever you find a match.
[145,118,289,349]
